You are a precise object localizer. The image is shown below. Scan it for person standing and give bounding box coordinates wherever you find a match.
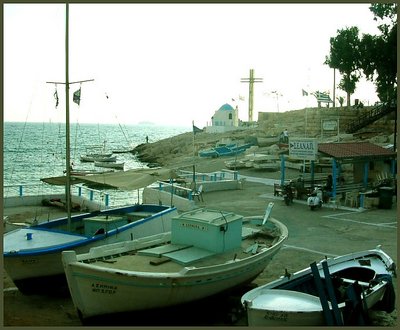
[283,129,289,143]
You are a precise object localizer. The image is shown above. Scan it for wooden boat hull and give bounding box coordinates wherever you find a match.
[241,248,396,326]
[245,289,327,326]
[63,242,282,318]
[244,281,388,326]
[3,204,178,294]
[80,155,117,162]
[94,161,124,169]
[62,213,288,320]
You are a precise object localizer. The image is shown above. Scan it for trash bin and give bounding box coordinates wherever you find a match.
[378,187,393,209]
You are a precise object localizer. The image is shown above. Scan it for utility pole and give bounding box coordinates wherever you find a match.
[241,69,263,122]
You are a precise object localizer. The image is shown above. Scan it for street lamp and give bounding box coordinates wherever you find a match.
[271,91,282,112]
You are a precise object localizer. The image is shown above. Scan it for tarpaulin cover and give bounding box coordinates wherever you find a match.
[41,168,177,190]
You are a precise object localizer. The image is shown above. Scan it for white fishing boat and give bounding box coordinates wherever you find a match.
[4,204,178,294]
[80,154,117,162]
[62,204,288,321]
[70,169,114,176]
[224,159,247,170]
[241,247,396,326]
[94,161,125,170]
[80,143,114,162]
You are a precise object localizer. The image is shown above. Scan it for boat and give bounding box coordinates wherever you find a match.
[80,143,114,162]
[241,247,396,326]
[80,154,117,162]
[70,169,114,176]
[225,159,247,170]
[94,161,125,170]
[3,204,178,294]
[3,4,178,296]
[251,154,280,171]
[61,204,288,321]
[252,162,279,170]
[198,148,218,158]
[198,143,253,158]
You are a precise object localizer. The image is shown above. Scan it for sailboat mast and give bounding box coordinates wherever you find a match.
[65,3,72,228]
[46,4,93,231]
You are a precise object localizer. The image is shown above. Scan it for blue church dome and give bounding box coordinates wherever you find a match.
[218,103,234,111]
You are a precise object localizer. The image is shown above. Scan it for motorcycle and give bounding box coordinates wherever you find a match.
[307,186,323,210]
[282,183,294,206]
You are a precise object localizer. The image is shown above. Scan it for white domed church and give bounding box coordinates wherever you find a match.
[206,103,239,133]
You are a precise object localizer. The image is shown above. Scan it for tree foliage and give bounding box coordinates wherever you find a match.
[325,3,397,106]
[360,3,397,102]
[325,26,361,107]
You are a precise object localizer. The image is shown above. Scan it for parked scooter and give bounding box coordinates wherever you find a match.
[282,182,294,206]
[307,186,323,210]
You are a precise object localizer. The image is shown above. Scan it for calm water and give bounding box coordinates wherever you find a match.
[3,122,189,206]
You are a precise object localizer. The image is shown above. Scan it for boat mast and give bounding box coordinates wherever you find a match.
[65,2,71,228]
[47,4,93,231]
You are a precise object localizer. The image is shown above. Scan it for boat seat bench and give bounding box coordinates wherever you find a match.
[138,244,192,258]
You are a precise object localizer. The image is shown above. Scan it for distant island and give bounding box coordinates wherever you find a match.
[137,121,155,126]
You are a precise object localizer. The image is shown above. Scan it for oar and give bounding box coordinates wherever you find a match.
[262,202,274,227]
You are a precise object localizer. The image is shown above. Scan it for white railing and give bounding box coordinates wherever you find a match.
[178,169,239,182]
[3,183,111,208]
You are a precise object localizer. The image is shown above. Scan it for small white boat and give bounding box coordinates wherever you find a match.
[252,162,279,171]
[3,204,178,295]
[241,247,396,326]
[224,159,247,170]
[94,161,124,170]
[70,169,114,176]
[62,204,288,321]
[80,155,117,162]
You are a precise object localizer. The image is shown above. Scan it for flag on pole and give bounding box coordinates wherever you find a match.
[302,89,309,96]
[73,87,81,105]
[313,91,333,103]
[192,121,202,134]
[54,88,59,108]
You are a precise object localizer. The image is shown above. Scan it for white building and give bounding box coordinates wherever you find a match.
[206,103,239,133]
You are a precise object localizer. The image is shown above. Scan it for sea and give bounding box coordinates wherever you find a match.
[3,121,190,207]
[2,121,250,325]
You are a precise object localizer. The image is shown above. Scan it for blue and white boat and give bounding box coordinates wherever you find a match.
[3,3,179,296]
[198,143,253,158]
[4,203,178,294]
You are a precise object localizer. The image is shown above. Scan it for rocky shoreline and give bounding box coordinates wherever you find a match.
[131,124,394,175]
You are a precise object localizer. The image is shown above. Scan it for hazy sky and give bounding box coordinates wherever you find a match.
[4,3,381,127]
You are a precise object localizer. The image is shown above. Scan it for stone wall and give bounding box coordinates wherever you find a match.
[257,106,395,138]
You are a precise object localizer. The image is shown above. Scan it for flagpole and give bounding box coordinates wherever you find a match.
[333,68,336,108]
[192,121,196,188]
